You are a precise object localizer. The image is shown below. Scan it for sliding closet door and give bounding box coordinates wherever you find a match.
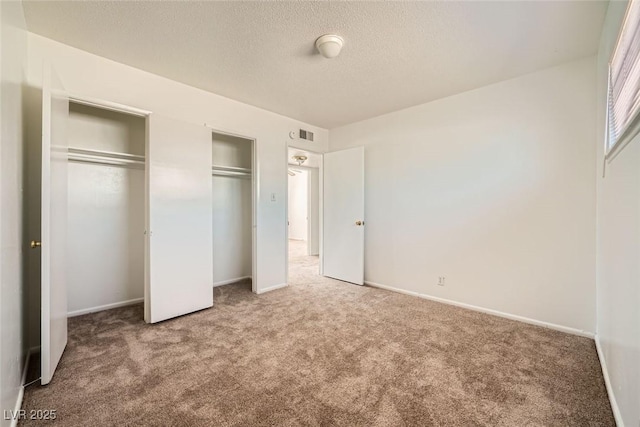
[41,66,69,385]
[145,115,213,323]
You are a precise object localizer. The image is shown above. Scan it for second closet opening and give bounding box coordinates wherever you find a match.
[211,131,256,292]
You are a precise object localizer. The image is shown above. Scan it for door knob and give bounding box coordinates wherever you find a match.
[30,240,41,249]
[355,221,365,226]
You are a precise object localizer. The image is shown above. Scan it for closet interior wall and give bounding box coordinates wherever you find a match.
[212,132,252,286]
[67,102,145,315]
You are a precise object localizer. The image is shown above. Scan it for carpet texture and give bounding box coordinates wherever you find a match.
[20,241,614,426]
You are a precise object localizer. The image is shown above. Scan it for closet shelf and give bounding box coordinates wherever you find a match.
[212,164,251,179]
[68,147,145,169]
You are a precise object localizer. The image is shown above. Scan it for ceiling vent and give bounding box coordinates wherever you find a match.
[299,129,314,142]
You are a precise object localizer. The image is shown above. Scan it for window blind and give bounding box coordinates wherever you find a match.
[608,0,640,153]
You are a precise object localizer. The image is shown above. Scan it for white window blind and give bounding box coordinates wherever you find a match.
[607,0,640,154]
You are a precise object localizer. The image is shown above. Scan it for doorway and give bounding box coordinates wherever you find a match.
[286,145,366,287]
[286,148,322,282]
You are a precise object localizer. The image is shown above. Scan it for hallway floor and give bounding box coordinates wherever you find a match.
[288,239,321,282]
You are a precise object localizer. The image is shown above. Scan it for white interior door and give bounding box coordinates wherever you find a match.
[323,146,365,285]
[145,115,213,323]
[41,65,69,385]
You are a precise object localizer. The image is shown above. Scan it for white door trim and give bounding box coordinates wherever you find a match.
[67,94,151,117]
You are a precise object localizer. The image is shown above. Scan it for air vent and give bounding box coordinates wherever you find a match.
[299,129,314,142]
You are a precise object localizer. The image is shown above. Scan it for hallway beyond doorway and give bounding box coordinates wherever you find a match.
[288,239,321,285]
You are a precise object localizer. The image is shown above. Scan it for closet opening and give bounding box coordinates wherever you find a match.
[287,148,322,281]
[66,101,147,317]
[23,83,155,383]
[211,131,257,293]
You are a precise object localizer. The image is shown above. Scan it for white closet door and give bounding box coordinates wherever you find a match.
[145,115,213,323]
[323,146,365,285]
[41,65,69,385]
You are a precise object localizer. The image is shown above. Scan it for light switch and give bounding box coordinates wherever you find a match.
[271,192,276,202]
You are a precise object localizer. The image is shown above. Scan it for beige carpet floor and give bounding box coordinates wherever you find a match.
[20,240,613,426]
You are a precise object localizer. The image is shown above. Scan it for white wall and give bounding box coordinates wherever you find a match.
[212,133,252,285]
[595,1,640,425]
[24,33,328,345]
[330,57,597,334]
[288,170,308,241]
[66,103,145,315]
[0,0,27,423]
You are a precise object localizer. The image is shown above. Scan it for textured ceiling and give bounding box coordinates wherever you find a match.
[22,1,608,129]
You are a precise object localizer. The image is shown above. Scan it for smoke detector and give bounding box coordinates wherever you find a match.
[289,128,314,141]
[315,34,344,59]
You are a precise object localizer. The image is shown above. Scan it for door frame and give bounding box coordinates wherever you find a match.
[285,148,324,282]
[207,126,259,293]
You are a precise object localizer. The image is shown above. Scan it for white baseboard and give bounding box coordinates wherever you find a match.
[20,349,31,386]
[256,283,287,294]
[10,347,35,427]
[595,336,624,426]
[213,276,252,287]
[366,281,421,298]
[10,386,24,427]
[364,281,594,338]
[67,298,144,317]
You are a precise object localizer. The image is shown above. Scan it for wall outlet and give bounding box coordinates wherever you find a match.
[437,276,445,286]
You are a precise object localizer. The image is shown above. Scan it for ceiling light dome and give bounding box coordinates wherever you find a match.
[315,34,344,59]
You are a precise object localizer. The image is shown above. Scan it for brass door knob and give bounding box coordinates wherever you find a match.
[30,240,41,249]
[355,221,365,226]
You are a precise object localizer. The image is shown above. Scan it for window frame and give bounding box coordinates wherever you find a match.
[605,0,640,161]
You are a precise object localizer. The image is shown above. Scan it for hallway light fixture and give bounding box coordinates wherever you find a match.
[315,34,344,59]
[292,155,308,166]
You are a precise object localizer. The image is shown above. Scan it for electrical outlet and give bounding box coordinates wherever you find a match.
[437,276,446,286]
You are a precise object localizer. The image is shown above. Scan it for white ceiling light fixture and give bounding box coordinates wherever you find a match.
[315,34,344,59]
[292,155,308,165]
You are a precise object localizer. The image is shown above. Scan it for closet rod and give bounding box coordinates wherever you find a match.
[68,147,145,169]
[211,170,251,179]
[212,164,251,173]
[211,164,251,178]
[69,147,145,161]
